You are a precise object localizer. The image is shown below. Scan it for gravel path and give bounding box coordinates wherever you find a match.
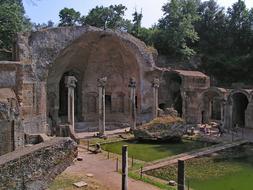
[64,149,160,190]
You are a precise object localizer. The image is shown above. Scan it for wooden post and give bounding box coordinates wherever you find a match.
[122,145,128,190]
[178,160,185,190]
[140,166,143,179]
[87,140,90,151]
[116,157,119,172]
[107,151,110,159]
[131,156,134,168]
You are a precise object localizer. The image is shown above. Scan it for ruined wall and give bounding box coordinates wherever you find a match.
[13,26,157,133]
[157,69,210,124]
[0,137,77,190]
[181,73,210,123]
[0,88,24,156]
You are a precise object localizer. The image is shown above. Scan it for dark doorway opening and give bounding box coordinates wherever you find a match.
[232,93,249,127]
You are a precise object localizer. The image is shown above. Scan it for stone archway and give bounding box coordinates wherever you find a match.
[201,88,226,124]
[159,72,183,117]
[16,26,156,133]
[231,92,249,127]
[46,30,148,132]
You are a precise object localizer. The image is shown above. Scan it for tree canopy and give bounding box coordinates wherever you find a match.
[0,0,31,60]
[59,8,81,26]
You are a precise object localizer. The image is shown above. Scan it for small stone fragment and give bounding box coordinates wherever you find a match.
[168,180,177,186]
[73,181,88,188]
[86,173,94,177]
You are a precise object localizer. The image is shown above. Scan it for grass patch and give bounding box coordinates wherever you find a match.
[49,174,83,190]
[102,139,210,162]
[49,173,108,190]
[129,171,175,190]
[146,144,253,190]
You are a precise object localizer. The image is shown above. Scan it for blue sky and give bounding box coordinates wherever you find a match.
[23,0,253,27]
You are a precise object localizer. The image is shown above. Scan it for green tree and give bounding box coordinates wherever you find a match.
[59,8,81,27]
[0,0,31,60]
[227,0,253,55]
[156,0,200,59]
[131,9,143,36]
[195,0,227,54]
[84,4,127,30]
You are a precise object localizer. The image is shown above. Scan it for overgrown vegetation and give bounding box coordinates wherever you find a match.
[147,116,184,127]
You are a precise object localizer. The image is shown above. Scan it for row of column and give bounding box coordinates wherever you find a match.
[65,76,160,136]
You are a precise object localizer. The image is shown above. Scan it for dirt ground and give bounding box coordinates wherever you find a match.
[49,148,160,190]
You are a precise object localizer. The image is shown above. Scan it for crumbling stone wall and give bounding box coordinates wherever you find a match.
[157,69,210,124]
[0,88,24,156]
[13,26,157,133]
[0,137,77,190]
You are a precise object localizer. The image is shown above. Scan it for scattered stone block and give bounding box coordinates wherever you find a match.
[168,180,177,186]
[86,173,94,177]
[73,181,88,188]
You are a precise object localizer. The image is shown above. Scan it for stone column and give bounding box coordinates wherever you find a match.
[152,77,160,118]
[65,76,77,132]
[128,78,136,131]
[97,77,107,137]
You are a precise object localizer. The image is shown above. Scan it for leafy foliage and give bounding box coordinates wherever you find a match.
[156,0,200,59]
[0,0,31,60]
[84,4,128,30]
[58,8,81,26]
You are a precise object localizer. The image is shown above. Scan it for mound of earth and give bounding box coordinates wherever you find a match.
[134,116,187,142]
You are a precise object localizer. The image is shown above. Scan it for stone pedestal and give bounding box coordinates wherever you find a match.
[128,78,136,131]
[152,77,160,118]
[97,77,107,136]
[65,76,77,132]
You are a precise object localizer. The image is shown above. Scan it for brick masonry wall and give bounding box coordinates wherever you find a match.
[0,137,77,190]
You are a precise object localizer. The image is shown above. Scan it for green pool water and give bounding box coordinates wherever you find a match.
[147,144,253,190]
[101,139,210,162]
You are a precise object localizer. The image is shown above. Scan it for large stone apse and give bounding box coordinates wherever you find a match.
[12,27,156,133]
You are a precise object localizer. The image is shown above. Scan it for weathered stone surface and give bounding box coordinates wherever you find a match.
[0,137,77,190]
[133,116,187,141]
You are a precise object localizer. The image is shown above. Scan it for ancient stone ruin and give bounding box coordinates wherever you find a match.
[0,25,253,159]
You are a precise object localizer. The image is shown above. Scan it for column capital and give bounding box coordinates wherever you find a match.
[97,77,107,88]
[65,76,77,88]
[152,77,160,88]
[128,77,136,88]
